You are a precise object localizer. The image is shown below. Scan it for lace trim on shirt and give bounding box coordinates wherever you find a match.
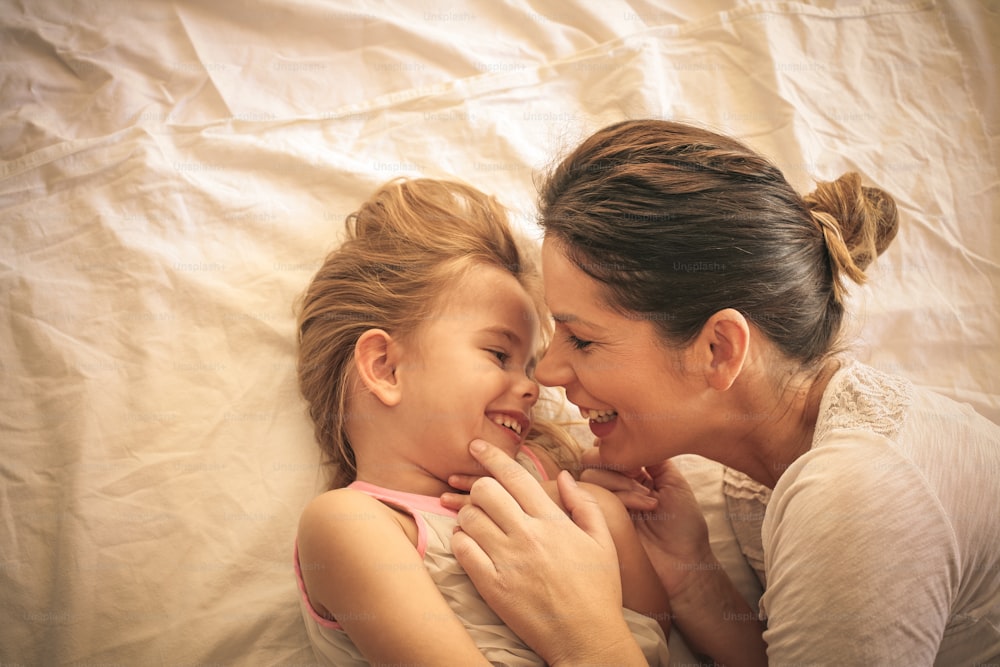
[722,362,913,589]
[723,468,771,588]
[812,362,913,446]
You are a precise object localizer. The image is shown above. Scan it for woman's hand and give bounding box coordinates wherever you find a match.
[578,445,660,511]
[444,439,648,667]
[581,449,768,666]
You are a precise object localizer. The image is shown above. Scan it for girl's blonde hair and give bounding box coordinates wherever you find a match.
[297,178,581,489]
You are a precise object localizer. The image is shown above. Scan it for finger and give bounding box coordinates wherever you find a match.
[467,439,553,518]
[467,476,535,535]
[580,446,646,480]
[579,468,657,511]
[580,468,654,496]
[455,500,507,545]
[451,527,497,582]
[440,491,471,511]
[447,473,482,492]
[645,458,694,492]
[613,490,659,512]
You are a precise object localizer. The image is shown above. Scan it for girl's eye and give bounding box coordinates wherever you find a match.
[489,349,510,364]
[567,334,593,351]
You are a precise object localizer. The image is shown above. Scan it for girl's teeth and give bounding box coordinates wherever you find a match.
[493,416,521,434]
[582,408,617,423]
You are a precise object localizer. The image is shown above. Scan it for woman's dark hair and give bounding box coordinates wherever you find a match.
[539,119,899,367]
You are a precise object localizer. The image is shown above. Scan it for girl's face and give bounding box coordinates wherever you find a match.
[535,237,703,470]
[395,263,540,485]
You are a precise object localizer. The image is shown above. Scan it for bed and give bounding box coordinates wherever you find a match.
[2,0,997,664]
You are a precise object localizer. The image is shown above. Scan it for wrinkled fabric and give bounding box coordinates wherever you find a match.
[1,0,997,665]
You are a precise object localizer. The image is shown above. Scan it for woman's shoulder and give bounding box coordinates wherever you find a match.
[813,360,914,445]
[813,360,1000,477]
[763,429,959,574]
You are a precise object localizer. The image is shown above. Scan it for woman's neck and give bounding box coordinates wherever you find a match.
[720,358,840,488]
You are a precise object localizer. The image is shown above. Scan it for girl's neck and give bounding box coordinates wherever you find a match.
[350,434,462,497]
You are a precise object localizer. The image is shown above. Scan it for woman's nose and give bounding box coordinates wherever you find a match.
[535,344,573,388]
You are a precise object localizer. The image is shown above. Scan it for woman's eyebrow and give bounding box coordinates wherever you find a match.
[551,313,605,332]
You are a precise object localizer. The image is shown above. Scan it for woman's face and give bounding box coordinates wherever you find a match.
[535,237,703,470]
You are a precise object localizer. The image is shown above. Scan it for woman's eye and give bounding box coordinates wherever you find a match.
[567,334,593,351]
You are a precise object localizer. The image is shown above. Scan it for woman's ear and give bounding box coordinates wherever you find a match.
[354,329,403,406]
[695,308,750,392]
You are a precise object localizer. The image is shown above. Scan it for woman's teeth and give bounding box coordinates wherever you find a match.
[582,408,617,423]
[492,415,522,435]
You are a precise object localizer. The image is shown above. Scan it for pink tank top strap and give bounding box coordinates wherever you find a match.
[516,445,550,481]
[347,481,463,558]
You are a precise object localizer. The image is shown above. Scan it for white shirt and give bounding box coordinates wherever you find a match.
[756,362,1000,665]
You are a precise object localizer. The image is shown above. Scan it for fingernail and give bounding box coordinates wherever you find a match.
[470,439,487,454]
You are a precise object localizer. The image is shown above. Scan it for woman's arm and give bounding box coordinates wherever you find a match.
[450,440,649,666]
[297,489,490,665]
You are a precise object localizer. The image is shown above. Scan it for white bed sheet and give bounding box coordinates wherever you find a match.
[2,0,997,664]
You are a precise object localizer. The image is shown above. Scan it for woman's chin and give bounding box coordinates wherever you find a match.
[595,438,643,474]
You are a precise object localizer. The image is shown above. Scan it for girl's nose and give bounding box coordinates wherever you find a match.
[517,371,540,406]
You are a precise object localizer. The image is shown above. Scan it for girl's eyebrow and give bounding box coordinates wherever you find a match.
[478,325,523,346]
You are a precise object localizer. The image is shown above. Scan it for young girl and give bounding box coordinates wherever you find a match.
[293,178,671,665]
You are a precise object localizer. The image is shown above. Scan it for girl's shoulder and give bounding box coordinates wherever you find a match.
[299,486,419,550]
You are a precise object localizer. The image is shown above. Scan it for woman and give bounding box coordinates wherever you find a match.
[443,119,1000,665]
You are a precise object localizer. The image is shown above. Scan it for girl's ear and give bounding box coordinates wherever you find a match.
[354,329,403,407]
[693,308,750,392]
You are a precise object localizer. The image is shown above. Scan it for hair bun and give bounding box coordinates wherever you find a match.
[804,172,899,275]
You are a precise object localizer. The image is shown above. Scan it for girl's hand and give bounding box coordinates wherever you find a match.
[448,439,647,667]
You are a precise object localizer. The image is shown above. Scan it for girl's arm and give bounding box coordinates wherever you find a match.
[297,489,490,666]
[584,459,767,666]
[537,479,672,638]
[586,482,672,638]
